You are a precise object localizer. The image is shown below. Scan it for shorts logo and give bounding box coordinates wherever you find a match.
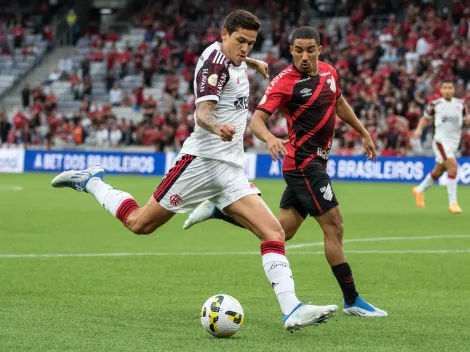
[320,184,333,201]
[169,194,183,207]
[300,88,312,97]
[208,74,218,87]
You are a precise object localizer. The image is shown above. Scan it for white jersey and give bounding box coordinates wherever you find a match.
[180,42,250,168]
[425,97,467,143]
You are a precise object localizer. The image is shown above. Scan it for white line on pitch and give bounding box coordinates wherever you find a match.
[1,234,470,259]
[0,249,469,259]
[286,234,470,249]
[0,185,23,191]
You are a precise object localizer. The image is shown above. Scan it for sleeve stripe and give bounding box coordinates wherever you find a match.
[214,51,225,64]
[255,107,273,116]
[196,95,219,104]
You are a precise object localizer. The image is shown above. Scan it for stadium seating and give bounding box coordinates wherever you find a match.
[3,0,470,157]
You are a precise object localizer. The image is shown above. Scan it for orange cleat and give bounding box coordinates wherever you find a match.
[449,203,462,214]
[412,187,425,209]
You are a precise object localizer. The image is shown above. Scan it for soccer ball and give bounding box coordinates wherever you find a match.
[200,294,245,338]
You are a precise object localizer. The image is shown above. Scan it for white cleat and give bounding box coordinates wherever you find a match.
[183,200,216,229]
[51,166,105,192]
[283,303,338,332]
[343,296,388,317]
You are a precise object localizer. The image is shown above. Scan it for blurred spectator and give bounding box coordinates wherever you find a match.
[109,83,123,107]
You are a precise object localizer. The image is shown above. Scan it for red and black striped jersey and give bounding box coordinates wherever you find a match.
[257,61,341,171]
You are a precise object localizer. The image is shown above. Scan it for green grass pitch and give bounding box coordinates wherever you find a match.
[0,173,469,351]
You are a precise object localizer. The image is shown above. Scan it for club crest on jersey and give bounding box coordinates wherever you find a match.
[208,74,218,87]
[327,77,336,93]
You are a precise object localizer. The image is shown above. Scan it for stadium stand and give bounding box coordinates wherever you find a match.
[0,0,71,100]
[1,0,469,157]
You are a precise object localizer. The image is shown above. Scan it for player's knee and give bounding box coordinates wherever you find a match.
[447,166,458,177]
[126,215,155,235]
[265,226,286,242]
[284,229,295,241]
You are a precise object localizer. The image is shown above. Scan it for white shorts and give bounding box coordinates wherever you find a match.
[432,139,459,164]
[153,154,261,213]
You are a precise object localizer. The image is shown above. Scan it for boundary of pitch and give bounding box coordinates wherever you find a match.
[0,234,469,259]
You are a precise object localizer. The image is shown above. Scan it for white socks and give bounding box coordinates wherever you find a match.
[261,241,301,315]
[447,175,457,205]
[86,177,138,224]
[417,172,436,193]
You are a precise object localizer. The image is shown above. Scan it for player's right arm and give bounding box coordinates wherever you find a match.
[195,101,235,142]
[414,102,434,139]
[194,51,235,142]
[251,77,288,161]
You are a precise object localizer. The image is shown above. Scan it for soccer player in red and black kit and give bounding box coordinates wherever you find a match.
[184,27,387,317]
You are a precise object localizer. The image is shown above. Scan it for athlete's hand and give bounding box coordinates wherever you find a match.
[254,60,269,79]
[267,135,289,161]
[414,129,422,140]
[363,135,377,161]
[216,124,236,142]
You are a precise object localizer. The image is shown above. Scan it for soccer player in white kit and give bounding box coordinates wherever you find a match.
[413,80,469,213]
[50,10,337,331]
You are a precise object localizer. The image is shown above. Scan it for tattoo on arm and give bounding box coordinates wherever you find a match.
[195,101,218,134]
[245,57,258,69]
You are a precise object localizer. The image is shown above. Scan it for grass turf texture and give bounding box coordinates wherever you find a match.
[0,173,469,351]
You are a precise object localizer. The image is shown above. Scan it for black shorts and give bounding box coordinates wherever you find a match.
[280,161,339,218]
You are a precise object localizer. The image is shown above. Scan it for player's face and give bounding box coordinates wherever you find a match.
[221,28,257,66]
[290,39,322,74]
[440,83,455,100]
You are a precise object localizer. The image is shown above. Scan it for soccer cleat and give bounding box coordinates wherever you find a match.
[183,200,216,229]
[343,296,387,317]
[412,187,425,209]
[449,202,462,214]
[283,303,338,332]
[51,166,105,192]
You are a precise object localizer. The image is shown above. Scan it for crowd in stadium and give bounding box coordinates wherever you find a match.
[1,0,469,157]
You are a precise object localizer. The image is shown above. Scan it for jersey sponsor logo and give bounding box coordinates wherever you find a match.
[442,115,460,123]
[199,68,209,93]
[216,72,228,96]
[320,183,333,201]
[234,96,249,110]
[169,193,183,207]
[295,76,311,83]
[265,67,292,94]
[317,147,330,160]
[300,88,312,97]
[319,71,331,77]
[208,74,218,87]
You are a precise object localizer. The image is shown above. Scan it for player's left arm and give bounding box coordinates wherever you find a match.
[245,57,269,79]
[336,95,376,161]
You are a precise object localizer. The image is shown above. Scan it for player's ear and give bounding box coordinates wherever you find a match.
[221,28,229,41]
[317,45,323,54]
[290,45,294,57]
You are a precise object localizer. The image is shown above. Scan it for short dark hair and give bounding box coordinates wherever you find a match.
[441,79,454,86]
[291,26,321,45]
[222,10,261,35]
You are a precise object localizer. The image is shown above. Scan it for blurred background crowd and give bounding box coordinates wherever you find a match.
[0,0,469,157]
